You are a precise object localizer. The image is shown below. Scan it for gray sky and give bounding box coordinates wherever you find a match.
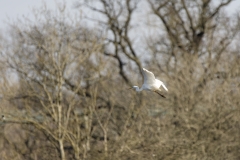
[0,0,239,31]
[0,0,76,30]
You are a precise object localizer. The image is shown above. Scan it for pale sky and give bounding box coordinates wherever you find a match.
[0,0,239,31]
[0,0,76,30]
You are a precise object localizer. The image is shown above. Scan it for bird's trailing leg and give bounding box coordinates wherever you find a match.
[154,91,166,98]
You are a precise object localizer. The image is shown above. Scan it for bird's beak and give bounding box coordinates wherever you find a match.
[127,87,133,90]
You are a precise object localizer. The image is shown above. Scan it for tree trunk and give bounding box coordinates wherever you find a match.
[59,139,66,160]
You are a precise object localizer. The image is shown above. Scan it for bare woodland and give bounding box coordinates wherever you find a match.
[0,0,239,159]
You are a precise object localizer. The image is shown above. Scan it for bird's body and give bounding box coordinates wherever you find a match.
[131,68,168,98]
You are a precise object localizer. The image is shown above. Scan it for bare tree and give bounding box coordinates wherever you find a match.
[80,0,240,159]
[0,3,107,160]
[0,0,239,160]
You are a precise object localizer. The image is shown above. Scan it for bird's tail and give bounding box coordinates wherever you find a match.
[161,83,168,92]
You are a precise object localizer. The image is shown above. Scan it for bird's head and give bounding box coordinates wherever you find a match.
[131,86,140,91]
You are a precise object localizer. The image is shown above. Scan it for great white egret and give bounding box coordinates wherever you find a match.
[130,68,168,98]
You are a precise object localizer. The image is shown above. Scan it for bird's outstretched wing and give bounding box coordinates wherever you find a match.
[141,68,156,85]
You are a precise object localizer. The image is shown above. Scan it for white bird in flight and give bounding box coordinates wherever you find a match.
[130,68,168,98]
